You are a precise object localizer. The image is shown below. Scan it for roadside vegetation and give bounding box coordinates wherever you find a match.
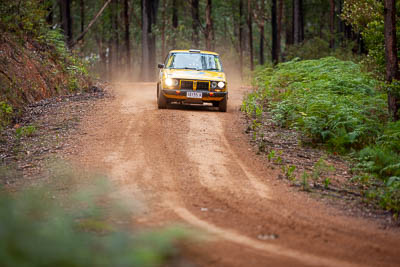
[242,57,400,217]
[0,168,188,266]
[0,1,91,130]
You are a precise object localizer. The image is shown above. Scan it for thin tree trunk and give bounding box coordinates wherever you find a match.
[247,0,253,71]
[161,0,166,58]
[271,0,278,64]
[277,0,282,61]
[192,0,199,48]
[239,0,244,77]
[80,0,85,34]
[69,0,112,48]
[259,24,264,65]
[46,1,53,25]
[293,0,300,44]
[329,0,335,48]
[172,0,178,48]
[384,0,400,121]
[141,0,159,81]
[114,0,120,73]
[285,0,293,46]
[60,0,72,44]
[124,0,131,75]
[205,0,214,50]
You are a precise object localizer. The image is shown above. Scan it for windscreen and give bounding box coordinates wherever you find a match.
[166,53,222,71]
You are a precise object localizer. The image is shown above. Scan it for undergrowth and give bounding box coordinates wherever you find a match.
[0,166,189,266]
[243,57,400,217]
[0,0,91,129]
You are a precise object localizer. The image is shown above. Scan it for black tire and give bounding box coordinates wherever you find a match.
[218,97,227,112]
[157,85,167,109]
[212,101,219,107]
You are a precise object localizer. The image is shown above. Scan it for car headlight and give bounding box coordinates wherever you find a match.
[165,78,178,87]
[211,81,218,89]
[218,81,225,88]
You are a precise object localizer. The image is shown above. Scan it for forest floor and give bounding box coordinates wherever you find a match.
[2,81,400,266]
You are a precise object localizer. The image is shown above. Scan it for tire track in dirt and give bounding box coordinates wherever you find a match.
[75,82,400,267]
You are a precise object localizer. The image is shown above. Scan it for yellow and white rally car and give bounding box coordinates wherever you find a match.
[157,49,228,112]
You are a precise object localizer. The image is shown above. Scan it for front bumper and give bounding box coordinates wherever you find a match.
[162,89,227,102]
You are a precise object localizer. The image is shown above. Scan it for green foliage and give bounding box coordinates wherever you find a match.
[285,37,360,62]
[341,0,400,77]
[246,57,387,152]
[0,0,49,38]
[0,101,13,130]
[245,57,400,215]
[16,125,37,138]
[0,176,187,266]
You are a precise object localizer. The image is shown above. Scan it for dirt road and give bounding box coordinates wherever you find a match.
[75,82,400,266]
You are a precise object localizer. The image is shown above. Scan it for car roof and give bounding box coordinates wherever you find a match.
[169,49,219,56]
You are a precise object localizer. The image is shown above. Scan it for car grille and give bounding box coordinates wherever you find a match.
[180,80,193,90]
[180,80,210,91]
[197,81,210,91]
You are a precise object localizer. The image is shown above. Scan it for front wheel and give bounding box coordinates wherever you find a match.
[218,97,227,112]
[157,86,167,109]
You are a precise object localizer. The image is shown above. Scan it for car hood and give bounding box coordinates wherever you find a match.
[164,69,226,81]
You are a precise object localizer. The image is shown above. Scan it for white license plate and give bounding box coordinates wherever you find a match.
[187,92,202,98]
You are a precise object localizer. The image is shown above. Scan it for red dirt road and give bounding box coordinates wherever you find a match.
[74,82,400,267]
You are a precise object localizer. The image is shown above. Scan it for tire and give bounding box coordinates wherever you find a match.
[212,101,219,107]
[157,85,167,109]
[218,97,227,112]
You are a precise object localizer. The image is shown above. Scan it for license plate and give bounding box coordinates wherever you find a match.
[187,92,202,98]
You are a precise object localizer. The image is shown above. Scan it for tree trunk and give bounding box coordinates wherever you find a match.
[113,0,120,78]
[46,1,53,25]
[80,0,85,34]
[161,0,166,58]
[247,0,253,71]
[141,0,159,81]
[124,0,131,75]
[192,0,199,48]
[277,0,282,62]
[205,0,214,50]
[293,0,300,44]
[293,0,303,44]
[259,24,264,65]
[285,0,293,46]
[329,0,335,48]
[60,0,72,44]
[384,0,400,121]
[271,0,278,64]
[172,0,178,48]
[239,0,244,77]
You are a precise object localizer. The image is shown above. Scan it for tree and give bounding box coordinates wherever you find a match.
[292,0,303,44]
[142,0,159,81]
[124,0,131,75]
[329,0,335,48]
[171,0,178,48]
[247,0,254,70]
[205,0,214,50]
[271,0,278,64]
[191,0,200,48]
[60,0,72,44]
[239,0,244,77]
[384,0,400,121]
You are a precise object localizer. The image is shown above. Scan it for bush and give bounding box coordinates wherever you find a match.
[244,57,400,215]
[244,57,387,152]
[0,175,188,266]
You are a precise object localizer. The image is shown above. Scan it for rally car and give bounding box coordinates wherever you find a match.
[157,49,228,112]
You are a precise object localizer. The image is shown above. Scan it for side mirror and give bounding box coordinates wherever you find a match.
[158,63,164,69]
